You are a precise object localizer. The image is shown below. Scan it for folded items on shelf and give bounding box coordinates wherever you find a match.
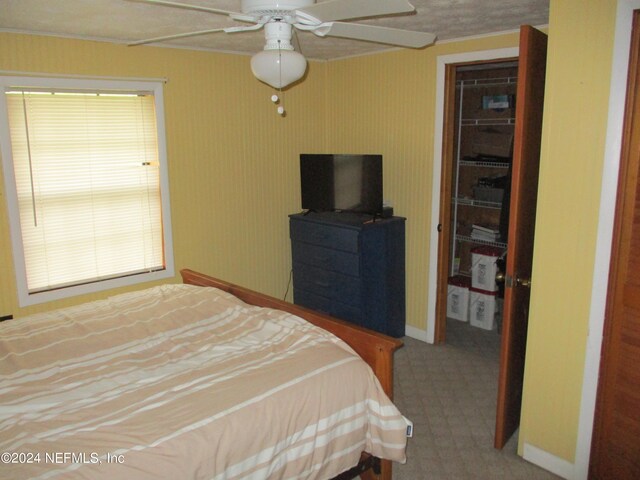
[471,223,501,242]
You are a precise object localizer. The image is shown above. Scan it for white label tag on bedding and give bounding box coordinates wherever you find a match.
[405,419,414,438]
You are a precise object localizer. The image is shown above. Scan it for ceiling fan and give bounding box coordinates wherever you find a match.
[130,0,436,89]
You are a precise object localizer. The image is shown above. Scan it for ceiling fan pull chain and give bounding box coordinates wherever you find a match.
[276,41,285,116]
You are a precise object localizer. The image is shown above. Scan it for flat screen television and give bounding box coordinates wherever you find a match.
[300,154,383,215]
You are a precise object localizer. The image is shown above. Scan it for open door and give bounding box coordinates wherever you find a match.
[494,25,548,448]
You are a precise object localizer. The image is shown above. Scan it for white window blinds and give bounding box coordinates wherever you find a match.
[4,88,166,295]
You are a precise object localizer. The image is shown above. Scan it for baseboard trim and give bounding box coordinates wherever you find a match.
[404,325,430,343]
[523,442,574,479]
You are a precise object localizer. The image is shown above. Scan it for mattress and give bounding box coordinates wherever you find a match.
[0,284,410,479]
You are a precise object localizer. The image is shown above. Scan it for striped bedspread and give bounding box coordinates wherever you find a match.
[0,284,410,479]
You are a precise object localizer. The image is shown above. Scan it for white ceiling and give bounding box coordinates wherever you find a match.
[0,0,550,60]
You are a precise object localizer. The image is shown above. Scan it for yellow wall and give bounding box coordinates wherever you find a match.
[0,33,327,317]
[0,0,622,467]
[322,1,620,463]
[519,0,617,461]
[0,31,520,329]
[325,33,520,330]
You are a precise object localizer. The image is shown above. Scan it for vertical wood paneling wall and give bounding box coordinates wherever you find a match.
[0,15,618,468]
[325,34,520,331]
[0,31,519,325]
[519,0,617,463]
[0,33,326,316]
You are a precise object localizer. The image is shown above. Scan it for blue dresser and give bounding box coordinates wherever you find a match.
[289,212,406,337]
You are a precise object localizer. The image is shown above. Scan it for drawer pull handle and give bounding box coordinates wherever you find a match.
[315,281,330,287]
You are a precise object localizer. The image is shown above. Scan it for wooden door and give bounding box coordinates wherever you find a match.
[589,10,640,479]
[494,25,548,448]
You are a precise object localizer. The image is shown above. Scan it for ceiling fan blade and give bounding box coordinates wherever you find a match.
[223,23,265,34]
[128,28,227,46]
[297,0,415,23]
[129,0,240,17]
[313,22,435,48]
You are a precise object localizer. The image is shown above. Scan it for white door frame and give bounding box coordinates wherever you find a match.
[573,1,640,478]
[426,47,519,344]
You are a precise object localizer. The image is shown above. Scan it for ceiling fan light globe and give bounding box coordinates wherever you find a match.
[250,50,307,89]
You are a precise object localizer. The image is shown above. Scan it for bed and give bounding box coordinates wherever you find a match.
[0,269,410,480]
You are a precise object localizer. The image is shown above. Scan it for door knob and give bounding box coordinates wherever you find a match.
[495,272,530,288]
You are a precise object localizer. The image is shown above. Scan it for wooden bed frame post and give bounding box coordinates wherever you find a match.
[180,269,403,480]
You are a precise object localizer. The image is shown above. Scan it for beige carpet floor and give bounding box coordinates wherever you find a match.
[391,319,560,479]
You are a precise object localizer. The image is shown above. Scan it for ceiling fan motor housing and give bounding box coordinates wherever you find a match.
[241,0,315,16]
[263,22,295,50]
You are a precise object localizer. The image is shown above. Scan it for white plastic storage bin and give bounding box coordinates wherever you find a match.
[447,276,470,322]
[470,245,504,292]
[469,288,502,330]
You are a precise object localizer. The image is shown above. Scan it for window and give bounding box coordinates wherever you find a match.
[0,76,174,306]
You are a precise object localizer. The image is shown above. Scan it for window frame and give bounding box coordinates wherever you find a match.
[0,75,175,307]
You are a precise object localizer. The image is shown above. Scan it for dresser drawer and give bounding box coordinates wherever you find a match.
[293,288,363,325]
[292,262,362,307]
[292,289,332,316]
[290,212,406,337]
[290,219,360,253]
[291,242,360,276]
[332,301,363,326]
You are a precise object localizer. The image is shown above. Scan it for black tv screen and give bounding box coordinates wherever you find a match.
[300,154,383,214]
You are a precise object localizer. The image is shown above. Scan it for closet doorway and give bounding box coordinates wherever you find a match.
[433,26,547,448]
